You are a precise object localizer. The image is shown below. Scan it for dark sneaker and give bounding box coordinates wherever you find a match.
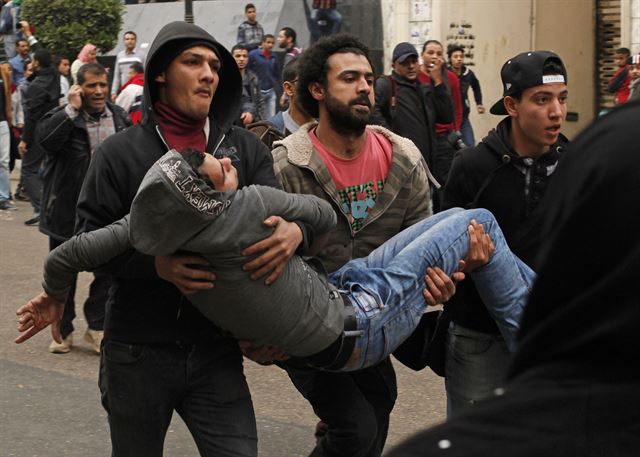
[14,192,30,202]
[24,214,40,226]
[0,201,18,210]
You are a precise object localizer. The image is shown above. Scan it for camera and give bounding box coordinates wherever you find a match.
[16,22,22,30]
[446,131,467,151]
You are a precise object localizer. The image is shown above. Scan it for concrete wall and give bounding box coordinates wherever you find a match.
[113,0,307,55]
[533,0,595,139]
[433,0,535,141]
[115,0,383,74]
[626,0,640,53]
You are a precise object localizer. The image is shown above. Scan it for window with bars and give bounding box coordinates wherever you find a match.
[596,0,622,110]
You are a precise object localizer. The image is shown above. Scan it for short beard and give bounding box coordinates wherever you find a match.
[324,91,370,136]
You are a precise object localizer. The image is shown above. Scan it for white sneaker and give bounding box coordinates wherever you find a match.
[49,333,73,354]
[84,329,104,354]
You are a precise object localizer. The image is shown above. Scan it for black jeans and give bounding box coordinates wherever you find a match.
[431,135,458,213]
[21,142,44,213]
[284,357,397,457]
[49,237,107,338]
[99,338,257,457]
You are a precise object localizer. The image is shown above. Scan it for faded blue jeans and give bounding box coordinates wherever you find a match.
[445,322,510,417]
[0,121,11,203]
[260,88,276,120]
[460,116,476,147]
[329,208,534,371]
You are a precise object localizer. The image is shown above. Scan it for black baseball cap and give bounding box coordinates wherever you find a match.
[392,42,418,63]
[490,50,567,115]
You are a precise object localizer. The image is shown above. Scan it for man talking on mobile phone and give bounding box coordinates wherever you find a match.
[35,62,131,354]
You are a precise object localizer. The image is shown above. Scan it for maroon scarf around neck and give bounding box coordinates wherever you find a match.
[154,101,207,152]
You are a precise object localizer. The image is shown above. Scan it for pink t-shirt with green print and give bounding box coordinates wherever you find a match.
[310,128,392,231]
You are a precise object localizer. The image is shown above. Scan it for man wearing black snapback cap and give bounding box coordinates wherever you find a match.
[440,50,569,416]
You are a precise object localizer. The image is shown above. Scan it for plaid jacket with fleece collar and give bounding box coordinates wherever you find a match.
[272,122,433,272]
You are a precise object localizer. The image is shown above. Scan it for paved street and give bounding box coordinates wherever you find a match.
[0,179,447,456]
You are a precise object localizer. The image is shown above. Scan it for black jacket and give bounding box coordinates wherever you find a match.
[240,69,263,121]
[372,72,454,170]
[451,65,483,118]
[442,117,569,333]
[22,66,60,146]
[38,102,132,241]
[75,22,281,344]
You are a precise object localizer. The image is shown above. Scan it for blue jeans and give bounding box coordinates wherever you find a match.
[100,338,257,457]
[3,33,17,59]
[260,88,275,120]
[329,208,534,371]
[0,121,11,202]
[460,116,475,147]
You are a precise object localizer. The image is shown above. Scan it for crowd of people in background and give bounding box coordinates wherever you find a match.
[4,2,640,457]
[608,46,640,104]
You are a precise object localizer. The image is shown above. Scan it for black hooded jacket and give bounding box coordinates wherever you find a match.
[449,64,483,119]
[22,66,60,146]
[38,102,132,241]
[442,117,568,333]
[75,22,281,344]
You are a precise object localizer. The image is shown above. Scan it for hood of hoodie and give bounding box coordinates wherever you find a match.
[480,116,569,167]
[130,150,234,256]
[142,21,242,133]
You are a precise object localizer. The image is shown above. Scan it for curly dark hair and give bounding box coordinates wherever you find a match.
[296,33,373,118]
[447,44,464,59]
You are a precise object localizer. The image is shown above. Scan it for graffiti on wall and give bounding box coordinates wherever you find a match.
[446,20,475,66]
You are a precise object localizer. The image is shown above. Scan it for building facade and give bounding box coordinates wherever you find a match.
[381,0,640,140]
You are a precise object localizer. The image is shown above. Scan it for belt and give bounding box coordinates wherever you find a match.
[304,291,360,370]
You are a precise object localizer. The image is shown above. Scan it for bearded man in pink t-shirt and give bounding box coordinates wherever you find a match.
[265,34,482,457]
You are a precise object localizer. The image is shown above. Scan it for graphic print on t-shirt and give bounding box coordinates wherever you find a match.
[336,179,385,230]
[310,129,393,231]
